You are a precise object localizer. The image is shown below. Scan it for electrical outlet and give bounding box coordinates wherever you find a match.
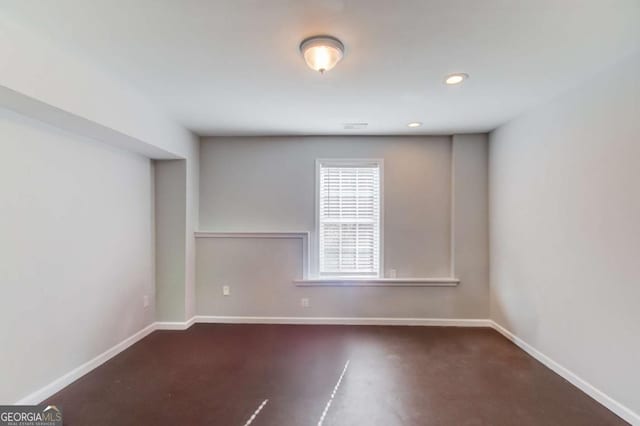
[388,269,397,279]
[301,297,310,308]
[143,295,149,308]
[223,285,230,296]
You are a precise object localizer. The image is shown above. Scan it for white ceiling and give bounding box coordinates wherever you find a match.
[2,0,639,136]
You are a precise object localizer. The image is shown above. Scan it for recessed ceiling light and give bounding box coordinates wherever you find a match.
[343,122,368,130]
[300,35,344,74]
[407,122,422,128]
[444,73,469,85]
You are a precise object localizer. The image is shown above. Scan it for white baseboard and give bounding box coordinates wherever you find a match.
[155,316,196,330]
[15,322,156,405]
[490,320,639,425]
[193,315,491,327]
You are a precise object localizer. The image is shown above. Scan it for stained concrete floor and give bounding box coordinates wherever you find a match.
[45,324,626,425]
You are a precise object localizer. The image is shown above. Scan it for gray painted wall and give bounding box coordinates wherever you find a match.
[154,139,200,322]
[197,135,489,318]
[452,134,490,317]
[489,52,640,415]
[155,160,187,321]
[184,142,200,320]
[0,108,155,403]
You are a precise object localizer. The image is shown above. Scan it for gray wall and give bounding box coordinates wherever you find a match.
[155,160,187,321]
[0,108,155,403]
[452,134,490,317]
[154,153,200,322]
[184,142,200,320]
[489,52,640,415]
[154,139,200,322]
[197,135,489,318]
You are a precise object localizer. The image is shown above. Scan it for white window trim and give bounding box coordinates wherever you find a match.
[314,158,384,279]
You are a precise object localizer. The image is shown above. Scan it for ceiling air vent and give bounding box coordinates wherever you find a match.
[343,122,368,130]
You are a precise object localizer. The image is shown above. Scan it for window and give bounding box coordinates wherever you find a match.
[317,159,382,278]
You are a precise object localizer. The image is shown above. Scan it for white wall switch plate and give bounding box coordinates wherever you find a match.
[388,269,397,278]
[301,297,310,308]
[143,295,149,308]
[222,285,230,296]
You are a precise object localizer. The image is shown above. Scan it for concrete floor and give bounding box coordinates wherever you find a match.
[45,324,626,425]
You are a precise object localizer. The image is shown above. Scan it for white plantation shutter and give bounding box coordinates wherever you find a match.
[318,160,381,277]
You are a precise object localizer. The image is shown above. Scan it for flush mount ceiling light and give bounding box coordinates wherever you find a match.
[407,122,423,128]
[444,73,469,85]
[300,35,344,74]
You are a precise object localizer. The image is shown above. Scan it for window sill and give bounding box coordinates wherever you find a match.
[293,278,460,287]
